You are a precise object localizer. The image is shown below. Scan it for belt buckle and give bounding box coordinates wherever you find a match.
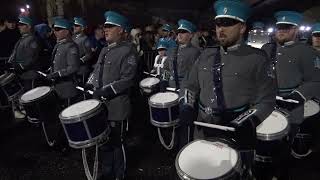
[205,107,213,115]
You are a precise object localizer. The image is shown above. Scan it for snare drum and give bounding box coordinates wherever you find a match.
[304,99,320,118]
[20,86,59,123]
[59,99,110,149]
[255,109,290,163]
[149,92,179,128]
[176,139,241,180]
[0,73,23,100]
[139,77,160,94]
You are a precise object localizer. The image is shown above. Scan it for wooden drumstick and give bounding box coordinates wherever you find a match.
[143,71,157,77]
[37,71,47,77]
[166,87,180,92]
[276,96,299,104]
[76,86,93,95]
[194,121,235,132]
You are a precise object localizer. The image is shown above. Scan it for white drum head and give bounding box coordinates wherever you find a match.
[178,140,238,179]
[21,86,51,102]
[304,100,320,118]
[257,111,288,135]
[61,99,100,118]
[140,77,160,88]
[150,92,178,104]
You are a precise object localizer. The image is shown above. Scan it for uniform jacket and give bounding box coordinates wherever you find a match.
[88,41,138,121]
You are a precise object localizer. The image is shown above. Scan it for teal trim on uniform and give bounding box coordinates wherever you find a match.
[312,23,320,34]
[104,11,128,28]
[275,11,303,26]
[214,0,251,22]
[54,18,72,30]
[18,16,32,26]
[199,101,248,114]
[73,17,86,27]
[177,19,196,33]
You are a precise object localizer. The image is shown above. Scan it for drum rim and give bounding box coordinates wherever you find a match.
[139,77,160,88]
[59,99,103,122]
[0,73,15,86]
[148,92,179,108]
[150,119,179,128]
[20,86,53,104]
[257,109,290,141]
[66,128,110,149]
[175,138,241,180]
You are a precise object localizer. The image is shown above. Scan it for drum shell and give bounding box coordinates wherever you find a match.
[255,138,289,163]
[0,73,23,100]
[176,138,241,180]
[20,88,59,122]
[59,102,110,149]
[149,98,179,128]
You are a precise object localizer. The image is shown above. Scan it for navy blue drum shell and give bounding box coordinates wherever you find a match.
[151,105,179,123]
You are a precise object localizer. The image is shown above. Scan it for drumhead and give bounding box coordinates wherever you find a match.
[21,86,51,102]
[304,100,320,118]
[149,92,178,104]
[139,77,160,88]
[177,140,239,179]
[61,99,100,118]
[257,110,288,137]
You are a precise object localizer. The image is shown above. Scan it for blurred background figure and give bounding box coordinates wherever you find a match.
[150,38,169,76]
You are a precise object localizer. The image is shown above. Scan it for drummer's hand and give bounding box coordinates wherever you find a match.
[46,71,60,80]
[84,83,94,91]
[230,112,259,150]
[280,91,305,111]
[93,86,115,100]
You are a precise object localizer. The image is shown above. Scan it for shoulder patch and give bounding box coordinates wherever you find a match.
[127,55,136,66]
[30,41,38,49]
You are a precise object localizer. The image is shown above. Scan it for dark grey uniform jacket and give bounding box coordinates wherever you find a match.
[52,38,80,99]
[162,43,200,89]
[9,33,40,80]
[72,33,93,75]
[262,41,320,125]
[181,44,276,125]
[88,41,138,121]
[262,41,320,99]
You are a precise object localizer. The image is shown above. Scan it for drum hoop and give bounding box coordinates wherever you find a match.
[59,102,104,123]
[150,119,179,128]
[148,93,179,108]
[0,73,15,86]
[67,128,110,149]
[20,86,54,104]
[175,139,241,180]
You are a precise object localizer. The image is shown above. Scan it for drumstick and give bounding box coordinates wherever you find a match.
[166,87,180,92]
[143,71,157,77]
[76,86,93,95]
[37,71,47,77]
[194,121,235,132]
[276,96,299,104]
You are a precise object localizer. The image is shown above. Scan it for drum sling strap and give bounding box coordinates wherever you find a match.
[213,47,226,112]
[172,47,180,89]
[270,43,279,88]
